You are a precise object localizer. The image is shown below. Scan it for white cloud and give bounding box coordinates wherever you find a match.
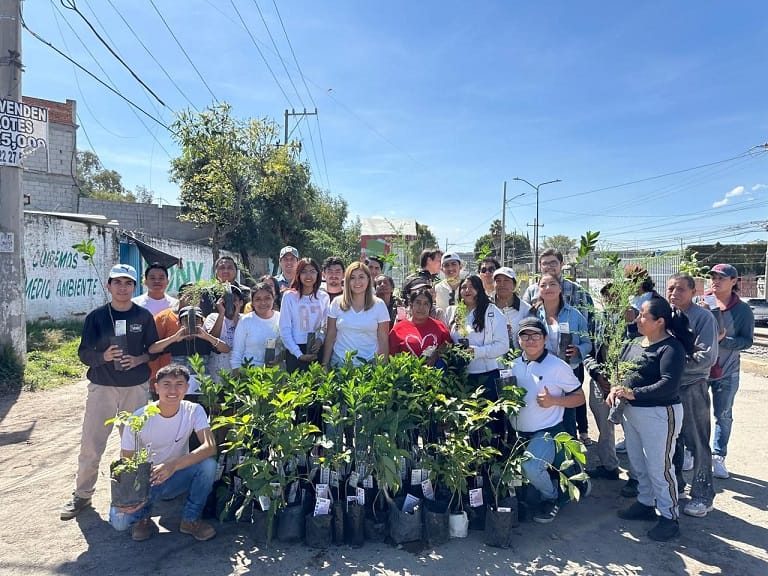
[752,183,768,191]
[712,185,745,208]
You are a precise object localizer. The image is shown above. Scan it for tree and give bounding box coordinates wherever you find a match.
[170,103,360,266]
[473,220,531,267]
[543,234,577,258]
[76,150,154,203]
[409,223,438,272]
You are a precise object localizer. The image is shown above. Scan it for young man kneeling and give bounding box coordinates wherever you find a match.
[109,364,217,542]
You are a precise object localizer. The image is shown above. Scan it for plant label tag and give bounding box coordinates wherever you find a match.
[497,507,511,513]
[238,454,246,464]
[320,466,330,485]
[421,479,435,501]
[233,476,242,492]
[357,487,365,506]
[348,471,359,487]
[316,483,330,500]
[402,493,420,514]
[499,369,513,379]
[469,488,484,508]
[330,470,340,488]
[357,463,366,478]
[363,475,374,489]
[509,476,523,487]
[270,482,282,498]
[475,475,484,488]
[288,481,299,504]
[114,320,127,337]
[258,495,270,511]
[411,468,424,485]
[314,497,331,516]
[347,495,358,506]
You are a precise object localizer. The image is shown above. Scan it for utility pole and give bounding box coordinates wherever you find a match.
[0,0,26,360]
[500,182,506,266]
[284,108,317,147]
[514,177,561,274]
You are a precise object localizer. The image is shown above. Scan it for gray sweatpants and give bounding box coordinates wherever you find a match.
[588,378,618,471]
[622,403,683,520]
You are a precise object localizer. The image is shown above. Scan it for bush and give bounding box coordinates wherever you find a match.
[0,342,24,395]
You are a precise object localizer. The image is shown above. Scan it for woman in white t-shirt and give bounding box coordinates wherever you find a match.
[322,261,390,367]
[204,285,245,381]
[230,282,282,372]
[279,258,330,372]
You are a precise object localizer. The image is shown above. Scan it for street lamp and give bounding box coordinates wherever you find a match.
[513,177,561,274]
[500,181,525,266]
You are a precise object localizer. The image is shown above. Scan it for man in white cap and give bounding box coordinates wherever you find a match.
[434,252,463,312]
[276,246,300,292]
[61,263,159,521]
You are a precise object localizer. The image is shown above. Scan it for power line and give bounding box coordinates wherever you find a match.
[147,0,218,103]
[21,9,173,132]
[230,0,293,107]
[59,0,167,108]
[47,1,173,156]
[104,0,198,111]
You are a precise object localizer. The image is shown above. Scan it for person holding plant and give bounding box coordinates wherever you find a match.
[508,317,585,524]
[703,263,754,480]
[608,297,693,542]
[231,282,282,372]
[109,364,218,542]
[279,258,330,372]
[204,284,245,381]
[389,287,451,364]
[447,275,509,397]
[322,261,390,367]
[200,255,245,316]
[530,273,592,442]
[61,264,159,521]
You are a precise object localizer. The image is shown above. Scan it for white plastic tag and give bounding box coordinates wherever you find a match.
[469,488,484,508]
[314,497,331,516]
[421,479,435,501]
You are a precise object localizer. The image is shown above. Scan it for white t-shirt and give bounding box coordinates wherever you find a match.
[132,293,178,316]
[509,352,581,433]
[329,298,390,366]
[230,311,281,369]
[121,401,209,464]
[279,290,330,358]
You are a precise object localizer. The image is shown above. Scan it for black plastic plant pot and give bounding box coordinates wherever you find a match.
[388,496,423,545]
[305,513,332,548]
[458,338,470,349]
[332,500,345,545]
[223,285,236,320]
[110,460,151,508]
[345,502,366,547]
[423,500,450,547]
[467,503,486,531]
[251,508,273,544]
[364,517,388,542]
[277,504,305,543]
[484,497,518,549]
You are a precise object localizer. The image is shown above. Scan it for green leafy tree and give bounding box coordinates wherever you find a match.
[473,220,531,267]
[543,234,577,258]
[76,150,143,202]
[409,223,438,272]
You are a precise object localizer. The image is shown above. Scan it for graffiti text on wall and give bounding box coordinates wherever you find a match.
[25,277,101,300]
[32,249,79,269]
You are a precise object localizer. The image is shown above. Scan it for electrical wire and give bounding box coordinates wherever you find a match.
[147,0,218,103]
[104,0,198,111]
[21,9,173,133]
[59,0,167,108]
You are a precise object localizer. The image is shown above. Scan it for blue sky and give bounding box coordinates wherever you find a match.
[21,1,768,256]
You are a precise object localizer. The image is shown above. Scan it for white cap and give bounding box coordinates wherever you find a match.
[108,264,137,282]
[493,266,516,280]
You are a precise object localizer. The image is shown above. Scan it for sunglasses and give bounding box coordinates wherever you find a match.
[480,267,496,274]
[519,332,544,341]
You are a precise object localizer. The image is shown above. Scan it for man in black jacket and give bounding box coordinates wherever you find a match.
[61,264,159,520]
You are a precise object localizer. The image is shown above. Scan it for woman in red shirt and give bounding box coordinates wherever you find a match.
[389,287,451,365]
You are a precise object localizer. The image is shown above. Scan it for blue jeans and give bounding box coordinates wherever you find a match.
[521,430,558,501]
[109,458,217,531]
[710,373,740,457]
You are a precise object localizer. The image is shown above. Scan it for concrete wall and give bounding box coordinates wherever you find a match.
[78,198,213,243]
[21,97,79,213]
[24,213,233,322]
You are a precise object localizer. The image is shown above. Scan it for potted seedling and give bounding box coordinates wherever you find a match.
[105,404,161,508]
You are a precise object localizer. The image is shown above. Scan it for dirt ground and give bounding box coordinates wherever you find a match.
[1,365,766,576]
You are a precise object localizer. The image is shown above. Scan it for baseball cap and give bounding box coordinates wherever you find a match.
[279,246,299,259]
[108,263,137,282]
[517,316,547,336]
[493,266,517,280]
[441,252,461,266]
[709,263,738,278]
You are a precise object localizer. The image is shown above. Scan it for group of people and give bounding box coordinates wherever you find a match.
[60,243,754,545]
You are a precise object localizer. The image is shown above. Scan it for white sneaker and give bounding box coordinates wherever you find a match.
[616,439,627,453]
[683,499,713,518]
[712,455,729,479]
[683,449,694,472]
